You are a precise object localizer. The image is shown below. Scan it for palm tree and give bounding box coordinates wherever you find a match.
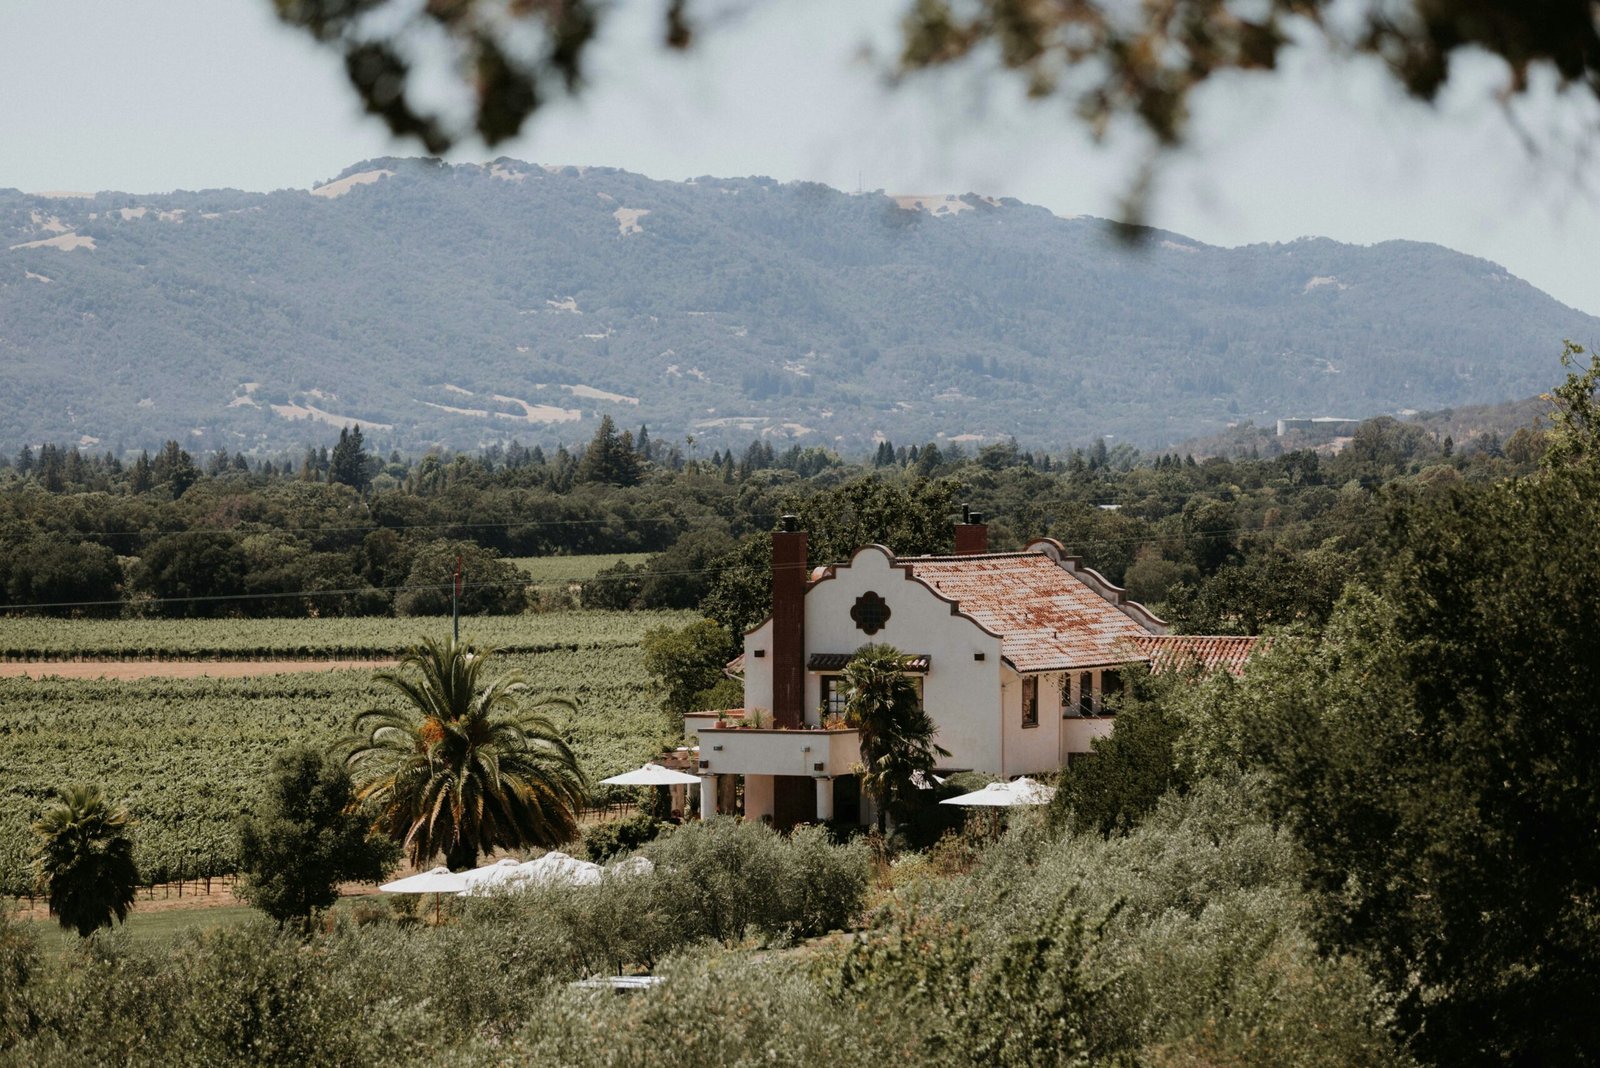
[32,785,139,937]
[345,638,588,871]
[843,643,950,834]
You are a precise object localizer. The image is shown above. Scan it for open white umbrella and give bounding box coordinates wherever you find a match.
[458,857,531,895]
[599,763,703,786]
[459,851,603,895]
[939,777,1057,807]
[380,865,470,922]
[607,855,656,879]
[520,851,604,888]
[380,866,470,894]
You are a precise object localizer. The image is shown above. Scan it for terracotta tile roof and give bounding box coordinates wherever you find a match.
[1127,634,1266,676]
[903,552,1155,672]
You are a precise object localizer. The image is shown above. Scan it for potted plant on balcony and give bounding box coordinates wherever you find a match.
[745,707,770,729]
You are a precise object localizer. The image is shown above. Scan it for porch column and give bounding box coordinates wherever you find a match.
[699,775,717,818]
[744,774,775,823]
[815,777,834,822]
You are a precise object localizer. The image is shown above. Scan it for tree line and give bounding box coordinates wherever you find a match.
[0,395,1552,629]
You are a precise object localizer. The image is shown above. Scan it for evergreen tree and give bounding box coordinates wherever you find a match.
[130,451,153,494]
[236,746,394,927]
[576,415,641,486]
[329,425,373,489]
[151,441,198,497]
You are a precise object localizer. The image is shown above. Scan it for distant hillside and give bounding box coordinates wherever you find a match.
[3,157,1595,455]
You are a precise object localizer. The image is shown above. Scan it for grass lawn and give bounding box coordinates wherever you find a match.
[20,893,395,955]
[509,553,653,586]
[22,905,258,954]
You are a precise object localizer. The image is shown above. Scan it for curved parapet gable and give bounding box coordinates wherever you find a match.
[824,544,1008,641]
[1025,537,1169,634]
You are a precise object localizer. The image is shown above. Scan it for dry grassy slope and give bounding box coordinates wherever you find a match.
[2,158,1595,455]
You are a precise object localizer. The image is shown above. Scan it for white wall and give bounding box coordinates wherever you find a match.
[1062,717,1115,755]
[794,546,1004,773]
[999,669,1066,777]
[742,617,774,719]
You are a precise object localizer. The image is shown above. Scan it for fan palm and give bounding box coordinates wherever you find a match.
[345,638,588,870]
[32,785,139,937]
[843,643,950,834]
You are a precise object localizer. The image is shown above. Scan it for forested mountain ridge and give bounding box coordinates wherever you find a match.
[3,156,1594,454]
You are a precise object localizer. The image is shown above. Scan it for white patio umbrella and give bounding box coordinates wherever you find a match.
[521,851,604,888]
[607,855,656,878]
[598,763,703,786]
[380,866,471,893]
[458,857,532,895]
[460,851,603,895]
[939,777,1057,807]
[601,762,703,822]
[380,865,470,922]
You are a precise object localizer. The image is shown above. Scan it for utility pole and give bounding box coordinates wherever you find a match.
[452,554,462,644]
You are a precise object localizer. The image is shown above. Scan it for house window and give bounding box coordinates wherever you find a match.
[1100,669,1123,715]
[820,671,921,723]
[1022,675,1039,728]
[820,676,849,719]
[1077,672,1094,716]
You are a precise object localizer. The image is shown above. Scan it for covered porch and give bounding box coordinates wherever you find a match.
[695,723,862,826]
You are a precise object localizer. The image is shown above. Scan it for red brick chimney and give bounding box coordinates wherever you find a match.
[954,505,988,554]
[771,515,807,729]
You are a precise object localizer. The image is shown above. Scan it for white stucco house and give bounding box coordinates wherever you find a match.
[684,513,1259,827]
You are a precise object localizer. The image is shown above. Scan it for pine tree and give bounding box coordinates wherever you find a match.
[576,415,641,486]
[329,425,373,489]
[130,451,153,494]
[152,441,199,497]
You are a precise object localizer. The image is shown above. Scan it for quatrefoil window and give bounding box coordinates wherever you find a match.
[851,591,891,635]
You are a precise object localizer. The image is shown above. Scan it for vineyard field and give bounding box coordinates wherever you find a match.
[0,621,692,895]
[0,609,693,661]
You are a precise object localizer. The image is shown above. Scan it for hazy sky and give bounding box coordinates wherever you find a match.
[3,0,1596,317]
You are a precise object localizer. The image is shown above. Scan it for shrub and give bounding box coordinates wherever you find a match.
[643,818,870,943]
[580,813,663,862]
[0,908,40,1049]
[578,561,643,609]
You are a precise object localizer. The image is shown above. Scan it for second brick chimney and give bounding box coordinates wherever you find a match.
[771,515,807,729]
[954,505,988,554]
